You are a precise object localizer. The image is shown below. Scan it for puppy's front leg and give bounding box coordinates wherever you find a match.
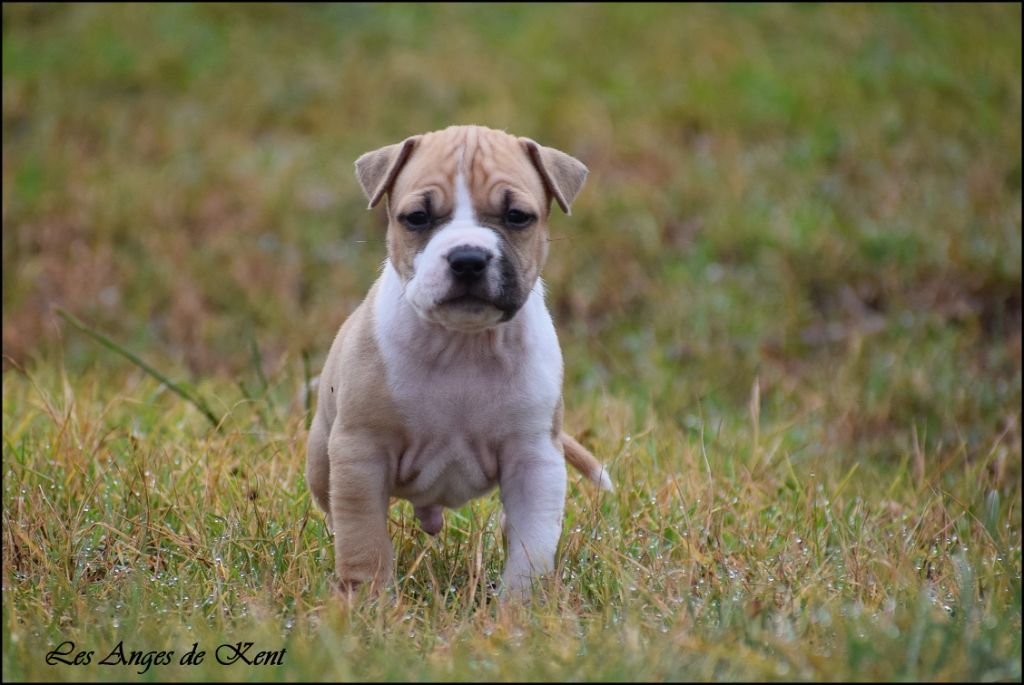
[499,441,567,598]
[328,430,392,594]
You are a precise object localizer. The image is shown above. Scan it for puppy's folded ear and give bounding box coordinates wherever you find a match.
[354,136,421,209]
[520,138,588,215]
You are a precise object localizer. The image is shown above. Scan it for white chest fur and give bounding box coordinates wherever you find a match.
[373,262,563,507]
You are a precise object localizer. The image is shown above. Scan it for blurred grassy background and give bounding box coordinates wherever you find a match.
[4,4,1021,459]
[2,3,1021,681]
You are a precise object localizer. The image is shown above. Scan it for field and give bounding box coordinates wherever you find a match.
[2,3,1021,681]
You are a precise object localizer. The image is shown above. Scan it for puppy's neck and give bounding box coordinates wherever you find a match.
[374,261,543,367]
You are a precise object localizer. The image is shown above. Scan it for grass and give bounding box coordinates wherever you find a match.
[2,2,1021,681]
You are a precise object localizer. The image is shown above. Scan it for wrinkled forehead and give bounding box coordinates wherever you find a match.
[390,128,547,210]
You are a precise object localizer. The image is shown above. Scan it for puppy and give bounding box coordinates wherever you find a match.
[306,125,612,598]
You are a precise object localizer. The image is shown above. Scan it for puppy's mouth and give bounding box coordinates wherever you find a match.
[428,287,519,330]
[440,293,496,309]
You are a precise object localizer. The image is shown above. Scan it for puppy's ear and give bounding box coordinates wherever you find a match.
[520,138,588,215]
[354,136,421,209]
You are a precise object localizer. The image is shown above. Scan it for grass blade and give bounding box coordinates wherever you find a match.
[55,307,222,430]
[249,328,270,397]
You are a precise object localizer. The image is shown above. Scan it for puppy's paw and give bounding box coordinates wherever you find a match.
[333,576,388,601]
[333,577,364,599]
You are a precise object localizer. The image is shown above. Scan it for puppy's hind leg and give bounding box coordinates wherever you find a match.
[306,414,332,523]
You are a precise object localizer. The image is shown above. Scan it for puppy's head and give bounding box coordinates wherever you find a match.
[355,125,587,332]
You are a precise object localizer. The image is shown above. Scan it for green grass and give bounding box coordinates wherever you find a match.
[2,3,1021,681]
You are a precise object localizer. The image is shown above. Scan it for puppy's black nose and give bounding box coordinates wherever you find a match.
[447,247,491,282]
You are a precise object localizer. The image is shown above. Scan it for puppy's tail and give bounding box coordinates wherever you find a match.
[560,431,614,492]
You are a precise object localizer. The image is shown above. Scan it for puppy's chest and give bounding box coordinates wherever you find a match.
[384,353,558,507]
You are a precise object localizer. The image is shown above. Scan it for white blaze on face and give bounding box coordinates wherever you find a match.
[404,168,505,330]
[452,168,474,224]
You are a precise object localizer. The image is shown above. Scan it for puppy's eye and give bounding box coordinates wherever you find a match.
[505,209,535,229]
[402,211,431,231]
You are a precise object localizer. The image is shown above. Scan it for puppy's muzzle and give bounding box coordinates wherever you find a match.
[447,246,493,284]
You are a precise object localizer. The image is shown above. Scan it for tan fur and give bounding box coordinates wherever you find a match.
[560,432,613,491]
[306,280,407,591]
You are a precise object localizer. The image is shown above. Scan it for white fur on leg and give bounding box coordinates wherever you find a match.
[498,444,567,598]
